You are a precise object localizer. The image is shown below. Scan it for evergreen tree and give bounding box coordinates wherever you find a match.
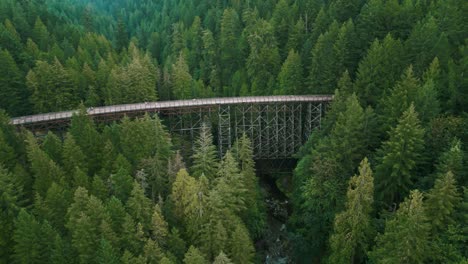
[0,49,26,116]
[183,246,207,264]
[215,151,246,214]
[0,166,21,262]
[308,21,340,94]
[213,252,233,264]
[13,209,41,263]
[41,132,62,164]
[27,59,78,113]
[97,239,120,264]
[379,66,420,132]
[369,190,430,263]
[277,49,303,95]
[191,123,218,180]
[228,221,255,264]
[246,19,281,95]
[375,105,425,207]
[172,53,193,99]
[62,133,86,176]
[425,171,461,231]
[126,181,153,230]
[353,35,405,106]
[328,158,374,264]
[150,204,169,245]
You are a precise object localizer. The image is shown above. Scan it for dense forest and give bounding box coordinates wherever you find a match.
[0,0,467,263]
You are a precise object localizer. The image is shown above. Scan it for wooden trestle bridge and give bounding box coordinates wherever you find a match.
[11,95,333,159]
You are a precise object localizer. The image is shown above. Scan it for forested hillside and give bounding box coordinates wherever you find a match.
[0,0,467,263]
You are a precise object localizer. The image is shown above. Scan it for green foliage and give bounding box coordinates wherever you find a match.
[183,246,207,264]
[369,190,430,263]
[328,158,374,264]
[375,105,425,207]
[191,123,218,180]
[277,49,303,95]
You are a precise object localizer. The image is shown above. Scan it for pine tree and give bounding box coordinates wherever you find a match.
[425,171,461,231]
[277,49,303,94]
[228,221,255,264]
[110,164,133,203]
[246,19,281,95]
[353,34,405,106]
[126,181,153,230]
[308,21,340,94]
[183,246,207,264]
[191,123,218,180]
[150,204,169,246]
[172,53,193,99]
[143,238,164,263]
[96,239,120,264]
[213,252,233,264]
[369,190,430,263]
[0,49,26,116]
[69,106,101,175]
[32,17,49,51]
[26,133,64,198]
[215,151,246,214]
[232,134,265,238]
[13,209,42,263]
[27,58,78,113]
[41,132,62,164]
[62,132,87,176]
[379,66,420,132]
[116,16,128,51]
[220,8,241,82]
[328,158,374,264]
[171,169,197,221]
[0,166,21,262]
[375,105,425,207]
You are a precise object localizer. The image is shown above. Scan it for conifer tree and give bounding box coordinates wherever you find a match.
[232,134,265,238]
[172,53,193,99]
[110,163,133,203]
[183,246,207,264]
[97,239,120,264]
[62,133,87,176]
[379,66,420,132]
[375,105,425,206]
[369,190,430,263]
[191,123,218,180]
[69,106,101,175]
[228,221,255,264]
[0,166,21,262]
[126,181,153,230]
[213,252,233,264]
[215,151,246,214]
[0,49,26,116]
[308,21,340,94]
[27,59,77,113]
[328,158,374,264]
[13,209,41,263]
[151,204,169,246]
[277,49,303,94]
[143,238,164,263]
[353,34,404,106]
[171,169,197,221]
[26,133,64,198]
[42,132,62,164]
[425,171,461,231]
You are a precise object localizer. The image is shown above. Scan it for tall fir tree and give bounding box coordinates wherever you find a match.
[375,105,425,207]
[328,158,374,264]
[190,123,218,180]
[369,190,430,263]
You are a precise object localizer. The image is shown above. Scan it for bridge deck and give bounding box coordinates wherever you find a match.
[11,95,333,126]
